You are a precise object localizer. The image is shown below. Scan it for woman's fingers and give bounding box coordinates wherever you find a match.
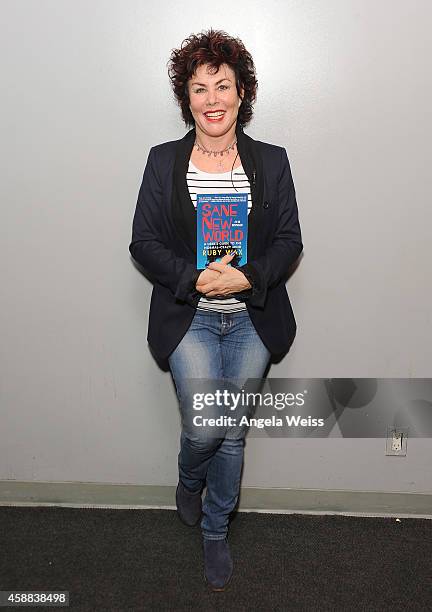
[207,262,225,272]
[199,269,248,295]
[196,268,220,287]
[208,253,235,272]
[220,252,236,263]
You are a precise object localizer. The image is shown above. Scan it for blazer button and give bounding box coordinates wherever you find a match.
[263,201,270,209]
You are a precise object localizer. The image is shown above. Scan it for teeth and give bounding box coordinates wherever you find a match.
[206,112,224,117]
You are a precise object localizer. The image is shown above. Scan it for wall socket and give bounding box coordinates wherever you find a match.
[386,427,408,456]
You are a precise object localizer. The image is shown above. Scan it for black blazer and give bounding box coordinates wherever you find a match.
[129,123,303,362]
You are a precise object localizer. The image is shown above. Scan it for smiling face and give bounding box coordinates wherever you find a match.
[188,63,243,142]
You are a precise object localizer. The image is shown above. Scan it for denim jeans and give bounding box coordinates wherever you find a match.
[168,309,271,540]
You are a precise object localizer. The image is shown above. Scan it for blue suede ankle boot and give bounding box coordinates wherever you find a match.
[203,537,233,591]
[175,480,202,526]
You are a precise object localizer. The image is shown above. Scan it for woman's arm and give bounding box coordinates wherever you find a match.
[204,147,302,306]
[236,147,303,308]
[129,147,201,307]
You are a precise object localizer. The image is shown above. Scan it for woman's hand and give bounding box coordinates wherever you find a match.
[196,268,221,288]
[196,253,233,293]
[197,253,252,297]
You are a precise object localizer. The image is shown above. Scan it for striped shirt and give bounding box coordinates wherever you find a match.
[187,159,251,313]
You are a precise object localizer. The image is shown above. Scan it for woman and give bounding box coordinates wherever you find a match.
[129,29,303,591]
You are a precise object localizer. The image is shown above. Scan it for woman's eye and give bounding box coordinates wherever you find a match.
[193,85,229,93]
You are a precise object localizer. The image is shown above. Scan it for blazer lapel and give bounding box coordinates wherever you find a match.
[172,128,197,253]
[235,123,263,260]
[171,123,264,261]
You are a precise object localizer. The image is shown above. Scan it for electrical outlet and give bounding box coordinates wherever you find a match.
[392,431,402,452]
[386,427,408,456]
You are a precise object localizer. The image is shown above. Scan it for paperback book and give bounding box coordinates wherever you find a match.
[196,193,248,269]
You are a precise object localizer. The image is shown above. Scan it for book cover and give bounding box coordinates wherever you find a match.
[196,193,248,269]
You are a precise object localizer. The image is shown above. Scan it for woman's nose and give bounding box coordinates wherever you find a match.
[206,89,218,105]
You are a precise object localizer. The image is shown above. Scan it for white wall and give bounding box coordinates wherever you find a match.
[1,0,431,492]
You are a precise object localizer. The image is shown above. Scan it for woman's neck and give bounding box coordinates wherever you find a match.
[194,125,237,152]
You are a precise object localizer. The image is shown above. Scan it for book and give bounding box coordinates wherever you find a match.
[196,193,248,269]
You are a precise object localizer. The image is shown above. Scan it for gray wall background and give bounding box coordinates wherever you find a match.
[1,0,431,493]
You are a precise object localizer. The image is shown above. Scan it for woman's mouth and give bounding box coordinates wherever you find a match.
[204,110,226,122]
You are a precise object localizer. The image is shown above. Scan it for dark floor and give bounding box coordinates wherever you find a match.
[1,506,431,611]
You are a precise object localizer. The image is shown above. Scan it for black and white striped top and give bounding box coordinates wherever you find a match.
[187,159,251,313]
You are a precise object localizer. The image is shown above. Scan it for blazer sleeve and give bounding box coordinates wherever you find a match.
[237,147,303,308]
[129,147,201,307]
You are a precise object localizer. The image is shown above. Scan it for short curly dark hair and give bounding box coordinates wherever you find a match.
[167,29,258,128]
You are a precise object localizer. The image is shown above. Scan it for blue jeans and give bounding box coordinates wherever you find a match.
[168,309,271,540]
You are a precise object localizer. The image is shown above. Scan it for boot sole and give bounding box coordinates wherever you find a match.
[204,569,233,591]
